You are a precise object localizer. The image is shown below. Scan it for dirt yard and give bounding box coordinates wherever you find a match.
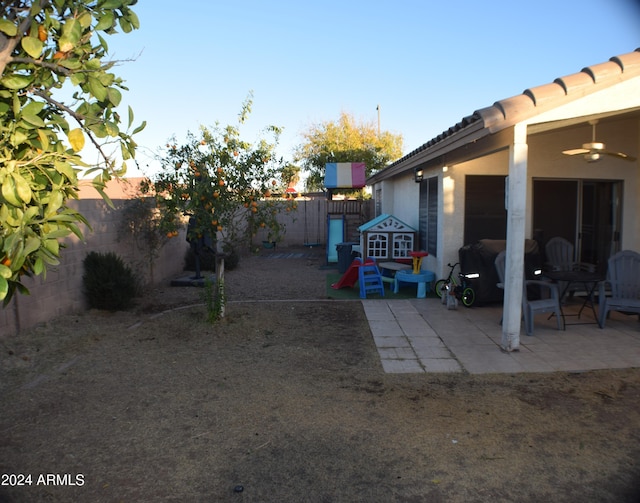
[1,246,640,502]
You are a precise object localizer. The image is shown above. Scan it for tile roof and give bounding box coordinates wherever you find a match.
[377,48,640,176]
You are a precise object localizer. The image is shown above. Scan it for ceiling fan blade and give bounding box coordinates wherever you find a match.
[603,150,637,162]
[562,120,636,162]
[562,148,589,156]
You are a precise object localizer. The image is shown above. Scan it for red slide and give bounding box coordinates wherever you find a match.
[331,258,374,289]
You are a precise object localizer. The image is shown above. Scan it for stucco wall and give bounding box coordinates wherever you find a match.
[0,197,189,336]
[0,188,371,335]
[371,116,640,280]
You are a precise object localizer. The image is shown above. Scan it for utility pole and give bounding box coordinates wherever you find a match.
[376,104,380,137]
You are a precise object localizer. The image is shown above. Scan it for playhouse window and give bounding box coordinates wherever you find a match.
[367,233,387,259]
[393,233,413,258]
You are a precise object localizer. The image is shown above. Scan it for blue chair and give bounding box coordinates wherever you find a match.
[358,260,385,299]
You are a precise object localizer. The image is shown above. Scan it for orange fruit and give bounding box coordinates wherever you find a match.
[217,225,223,232]
[1,256,11,267]
[37,25,47,42]
[218,180,224,186]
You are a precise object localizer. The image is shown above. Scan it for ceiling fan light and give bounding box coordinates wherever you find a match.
[583,142,605,150]
[586,152,601,162]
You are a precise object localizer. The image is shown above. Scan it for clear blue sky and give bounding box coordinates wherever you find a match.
[105,0,640,177]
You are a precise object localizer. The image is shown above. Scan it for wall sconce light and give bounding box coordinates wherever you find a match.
[414,167,424,183]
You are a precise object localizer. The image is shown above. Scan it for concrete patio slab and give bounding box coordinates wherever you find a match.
[362,297,640,374]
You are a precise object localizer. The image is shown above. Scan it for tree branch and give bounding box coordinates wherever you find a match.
[10,57,73,76]
[0,0,50,76]
[32,89,113,168]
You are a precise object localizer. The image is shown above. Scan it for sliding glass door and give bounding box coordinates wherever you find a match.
[533,179,622,272]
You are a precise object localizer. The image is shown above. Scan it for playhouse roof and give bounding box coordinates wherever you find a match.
[358,214,417,233]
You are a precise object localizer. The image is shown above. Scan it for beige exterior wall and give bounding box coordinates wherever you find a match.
[372,117,640,280]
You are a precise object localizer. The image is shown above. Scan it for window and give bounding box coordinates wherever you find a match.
[419,176,438,256]
[393,233,414,258]
[464,175,507,244]
[367,233,388,259]
[375,188,382,217]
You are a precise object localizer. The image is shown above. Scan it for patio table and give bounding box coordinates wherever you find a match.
[545,269,605,322]
[378,261,412,289]
[379,261,412,273]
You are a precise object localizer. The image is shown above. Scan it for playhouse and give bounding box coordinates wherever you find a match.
[358,214,417,260]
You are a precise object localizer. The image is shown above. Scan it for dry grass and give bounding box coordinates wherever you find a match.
[1,246,640,502]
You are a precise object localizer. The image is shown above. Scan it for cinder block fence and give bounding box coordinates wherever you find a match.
[0,178,373,336]
[0,179,189,336]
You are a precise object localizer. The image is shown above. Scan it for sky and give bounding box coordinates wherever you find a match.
[102,0,640,178]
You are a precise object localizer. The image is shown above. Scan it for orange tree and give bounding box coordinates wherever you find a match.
[143,96,296,266]
[0,0,144,303]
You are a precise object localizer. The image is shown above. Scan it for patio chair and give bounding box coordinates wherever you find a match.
[598,250,640,328]
[495,251,564,336]
[545,237,596,298]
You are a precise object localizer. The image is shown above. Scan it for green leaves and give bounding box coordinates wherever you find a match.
[0,0,143,303]
[58,18,82,52]
[95,11,115,31]
[1,74,33,90]
[0,19,17,36]
[148,97,295,257]
[21,36,44,58]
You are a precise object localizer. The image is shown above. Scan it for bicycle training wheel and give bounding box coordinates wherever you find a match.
[434,279,448,299]
[461,287,475,307]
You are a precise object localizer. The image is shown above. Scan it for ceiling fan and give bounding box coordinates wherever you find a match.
[562,119,636,162]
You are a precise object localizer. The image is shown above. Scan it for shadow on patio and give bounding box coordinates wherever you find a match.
[362,295,640,374]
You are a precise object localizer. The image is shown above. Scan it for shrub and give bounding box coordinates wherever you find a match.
[83,252,138,311]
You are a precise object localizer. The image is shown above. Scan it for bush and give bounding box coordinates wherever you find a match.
[83,251,138,311]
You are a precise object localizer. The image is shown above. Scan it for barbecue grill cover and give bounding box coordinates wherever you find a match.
[458,239,541,304]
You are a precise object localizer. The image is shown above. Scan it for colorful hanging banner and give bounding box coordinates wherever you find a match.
[324,162,366,189]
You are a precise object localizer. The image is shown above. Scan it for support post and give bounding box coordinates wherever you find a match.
[502,124,528,352]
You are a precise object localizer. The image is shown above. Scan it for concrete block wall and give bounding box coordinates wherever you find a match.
[0,183,373,335]
[0,196,188,336]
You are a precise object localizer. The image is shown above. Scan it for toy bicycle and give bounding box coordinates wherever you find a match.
[434,262,476,308]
